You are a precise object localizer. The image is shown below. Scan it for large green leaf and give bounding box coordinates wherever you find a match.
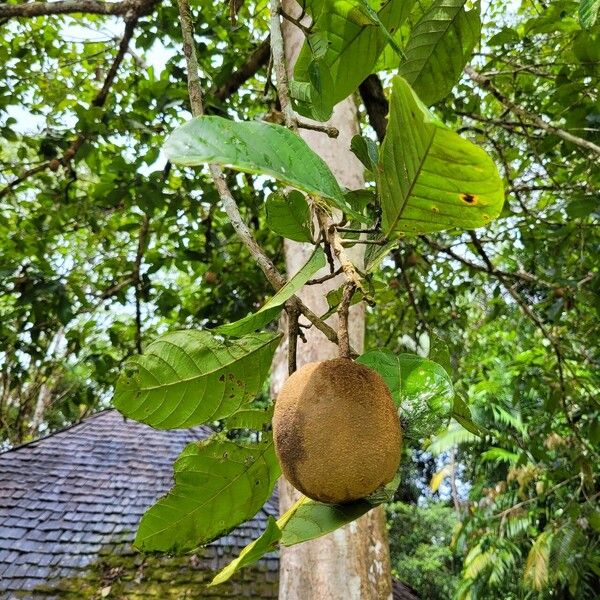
[216,248,325,337]
[580,0,599,28]
[135,436,280,552]
[209,516,281,586]
[279,498,372,546]
[265,190,312,243]
[398,0,481,105]
[164,116,355,215]
[113,330,280,429]
[378,76,504,237]
[357,349,454,439]
[293,0,414,119]
[211,495,372,584]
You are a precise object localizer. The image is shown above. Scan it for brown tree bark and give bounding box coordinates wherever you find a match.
[269,8,394,599]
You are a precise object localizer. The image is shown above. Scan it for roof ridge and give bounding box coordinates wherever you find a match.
[0,407,117,455]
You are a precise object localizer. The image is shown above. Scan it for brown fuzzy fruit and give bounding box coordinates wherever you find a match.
[273,358,402,504]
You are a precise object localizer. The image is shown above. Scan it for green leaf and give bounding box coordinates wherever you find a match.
[307,59,335,122]
[357,349,454,438]
[524,530,553,591]
[212,490,382,584]
[293,0,415,119]
[428,332,453,376]
[135,436,280,552]
[326,284,363,311]
[280,500,372,546]
[265,191,312,243]
[398,0,481,105]
[428,421,479,455]
[480,447,519,464]
[350,134,379,171]
[452,395,482,436]
[210,495,305,585]
[209,516,281,586]
[216,248,325,337]
[223,406,274,430]
[113,330,281,428]
[164,116,355,215]
[379,77,504,237]
[487,27,520,46]
[580,0,600,28]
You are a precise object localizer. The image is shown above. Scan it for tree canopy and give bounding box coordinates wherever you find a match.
[1,0,599,597]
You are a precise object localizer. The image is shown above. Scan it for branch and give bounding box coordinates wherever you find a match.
[0,0,149,18]
[213,37,271,102]
[466,231,595,455]
[297,120,339,138]
[465,65,600,156]
[268,0,296,130]
[359,74,388,142]
[287,302,300,375]
[422,236,555,289]
[176,0,346,352]
[317,206,370,300]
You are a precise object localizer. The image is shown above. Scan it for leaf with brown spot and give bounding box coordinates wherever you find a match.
[379,77,504,237]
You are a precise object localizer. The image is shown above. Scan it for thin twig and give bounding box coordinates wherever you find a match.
[133,214,150,354]
[297,121,339,138]
[341,238,387,246]
[279,7,311,35]
[337,283,356,359]
[306,267,342,285]
[465,65,600,156]
[317,206,368,297]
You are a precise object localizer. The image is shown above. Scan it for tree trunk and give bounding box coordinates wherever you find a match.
[269,8,394,599]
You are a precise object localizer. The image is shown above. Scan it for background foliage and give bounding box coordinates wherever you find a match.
[1,0,598,597]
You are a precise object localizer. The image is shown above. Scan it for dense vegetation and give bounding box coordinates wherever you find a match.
[1,0,598,597]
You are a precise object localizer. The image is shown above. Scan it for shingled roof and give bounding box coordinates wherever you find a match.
[0,409,419,599]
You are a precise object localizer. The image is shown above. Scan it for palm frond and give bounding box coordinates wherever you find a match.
[523,530,553,591]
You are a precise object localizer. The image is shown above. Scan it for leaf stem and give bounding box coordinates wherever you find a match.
[337,282,356,359]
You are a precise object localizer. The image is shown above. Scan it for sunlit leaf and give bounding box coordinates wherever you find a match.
[293,0,414,119]
[209,516,281,586]
[398,0,481,105]
[216,248,325,336]
[379,76,504,237]
[279,498,373,546]
[357,349,454,438]
[211,493,378,583]
[524,530,553,591]
[579,0,600,28]
[223,406,274,430]
[113,330,281,428]
[135,435,280,552]
[430,464,453,492]
[164,116,358,216]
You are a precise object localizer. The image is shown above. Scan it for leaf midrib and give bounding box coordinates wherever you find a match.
[387,125,436,232]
